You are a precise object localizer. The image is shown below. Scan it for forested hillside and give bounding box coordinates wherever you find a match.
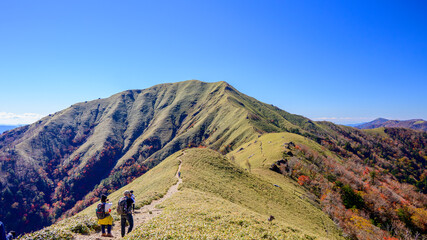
[230,131,426,239]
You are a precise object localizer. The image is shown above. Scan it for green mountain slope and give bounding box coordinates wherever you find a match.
[19,148,344,240]
[0,80,316,233]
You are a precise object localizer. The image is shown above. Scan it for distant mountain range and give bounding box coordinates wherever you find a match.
[355,118,427,132]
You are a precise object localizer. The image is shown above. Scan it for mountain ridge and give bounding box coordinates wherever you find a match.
[356,118,427,132]
[0,80,316,233]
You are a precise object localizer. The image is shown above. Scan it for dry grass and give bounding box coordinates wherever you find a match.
[126,189,319,240]
[126,148,343,239]
[228,132,336,169]
[19,146,343,239]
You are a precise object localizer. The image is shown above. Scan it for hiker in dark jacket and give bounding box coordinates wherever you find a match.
[119,190,134,237]
[0,221,7,240]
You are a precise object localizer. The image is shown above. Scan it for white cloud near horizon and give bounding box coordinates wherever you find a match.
[0,112,45,125]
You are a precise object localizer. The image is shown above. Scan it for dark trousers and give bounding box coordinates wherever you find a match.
[101,225,112,234]
[121,214,134,237]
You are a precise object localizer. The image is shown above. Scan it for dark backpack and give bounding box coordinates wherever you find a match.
[96,203,108,219]
[117,197,130,215]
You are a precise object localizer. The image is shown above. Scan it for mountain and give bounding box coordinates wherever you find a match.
[1,80,426,239]
[356,118,427,132]
[0,125,22,134]
[0,80,317,233]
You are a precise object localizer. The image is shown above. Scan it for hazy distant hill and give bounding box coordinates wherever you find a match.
[356,118,427,131]
[1,80,426,239]
[0,125,21,134]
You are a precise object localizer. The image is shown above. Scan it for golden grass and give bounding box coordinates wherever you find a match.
[21,147,343,239]
[362,127,388,138]
[228,132,335,169]
[126,189,319,240]
[173,148,343,239]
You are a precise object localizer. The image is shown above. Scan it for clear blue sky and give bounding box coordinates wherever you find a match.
[1,0,426,125]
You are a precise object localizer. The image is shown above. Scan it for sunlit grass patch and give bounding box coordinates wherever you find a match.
[178,148,342,239]
[17,216,99,240]
[17,228,74,240]
[362,127,388,137]
[126,189,315,240]
[229,132,334,169]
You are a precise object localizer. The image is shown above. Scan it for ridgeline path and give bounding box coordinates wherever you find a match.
[74,155,183,240]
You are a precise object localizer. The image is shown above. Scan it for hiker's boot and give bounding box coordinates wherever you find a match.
[101,233,107,237]
[106,233,114,237]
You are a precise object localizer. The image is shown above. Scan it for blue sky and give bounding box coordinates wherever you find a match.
[0,0,426,125]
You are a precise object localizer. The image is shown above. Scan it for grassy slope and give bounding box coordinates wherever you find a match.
[127,148,343,239]
[229,132,336,169]
[20,147,343,239]
[227,133,344,238]
[127,189,322,240]
[18,151,181,240]
[361,127,388,138]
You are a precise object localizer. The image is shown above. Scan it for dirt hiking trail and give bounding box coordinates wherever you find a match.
[74,155,183,240]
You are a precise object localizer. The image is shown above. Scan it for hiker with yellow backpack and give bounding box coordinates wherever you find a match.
[96,195,114,237]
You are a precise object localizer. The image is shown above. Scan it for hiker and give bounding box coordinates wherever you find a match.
[6,231,15,240]
[96,195,113,237]
[130,190,135,213]
[118,190,134,237]
[0,221,7,240]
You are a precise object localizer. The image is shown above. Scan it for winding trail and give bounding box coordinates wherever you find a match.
[74,155,183,240]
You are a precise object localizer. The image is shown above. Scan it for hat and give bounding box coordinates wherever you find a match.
[124,190,131,196]
[101,194,108,202]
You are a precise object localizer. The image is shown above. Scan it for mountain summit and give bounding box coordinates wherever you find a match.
[0,80,315,233]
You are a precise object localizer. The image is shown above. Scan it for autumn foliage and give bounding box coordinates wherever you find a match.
[275,139,427,240]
